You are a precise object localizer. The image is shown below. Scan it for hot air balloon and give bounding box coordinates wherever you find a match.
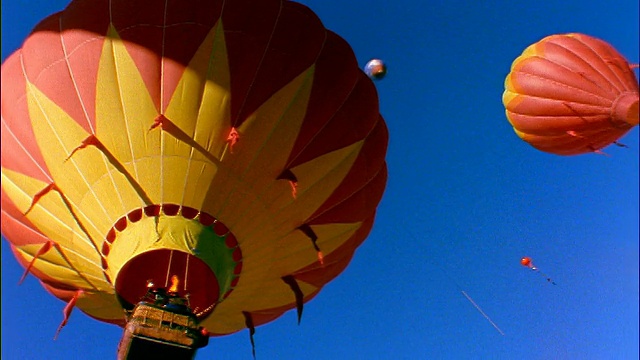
[364,59,387,80]
[520,257,556,285]
[503,33,639,155]
[0,0,388,357]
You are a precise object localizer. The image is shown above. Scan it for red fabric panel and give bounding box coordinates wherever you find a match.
[11,244,71,291]
[285,31,361,167]
[1,52,51,182]
[1,198,50,247]
[309,118,388,223]
[290,70,380,168]
[293,216,376,288]
[231,1,326,126]
[220,0,283,124]
[20,12,99,134]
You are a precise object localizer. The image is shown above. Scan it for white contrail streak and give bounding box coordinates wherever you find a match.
[460,290,505,336]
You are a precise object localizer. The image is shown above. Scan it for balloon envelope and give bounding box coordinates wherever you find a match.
[503,33,639,155]
[1,0,388,336]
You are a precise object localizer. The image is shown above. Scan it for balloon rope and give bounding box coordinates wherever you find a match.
[531,267,557,285]
[18,241,53,285]
[281,276,304,324]
[54,290,83,340]
[243,312,257,359]
[165,250,174,287]
[220,143,229,160]
[184,252,190,292]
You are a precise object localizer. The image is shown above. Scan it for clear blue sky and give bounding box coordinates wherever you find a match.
[2,1,638,359]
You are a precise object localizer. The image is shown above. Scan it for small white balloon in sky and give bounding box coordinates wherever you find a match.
[364,58,387,80]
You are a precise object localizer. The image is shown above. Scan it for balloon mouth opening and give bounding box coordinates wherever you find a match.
[115,249,220,319]
[613,92,639,127]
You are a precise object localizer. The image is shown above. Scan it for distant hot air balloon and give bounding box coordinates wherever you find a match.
[503,33,639,155]
[364,59,387,80]
[520,257,556,285]
[1,0,388,355]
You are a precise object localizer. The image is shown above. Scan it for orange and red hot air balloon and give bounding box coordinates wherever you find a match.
[503,33,639,156]
[0,0,388,353]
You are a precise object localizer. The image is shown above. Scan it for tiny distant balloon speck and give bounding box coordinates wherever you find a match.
[364,58,387,80]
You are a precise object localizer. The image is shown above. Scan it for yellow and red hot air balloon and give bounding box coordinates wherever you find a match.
[503,33,639,155]
[0,0,388,351]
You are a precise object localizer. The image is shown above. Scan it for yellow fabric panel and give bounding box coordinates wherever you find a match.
[95,25,161,201]
[214,69,316,228]
[97,157,219,212]
[270,222,362,275]
[198,222,360,334]
[14,245,109,292]
[502,89,518,107]
[2,169,104,278]
[201,141,364,319]
[74,290,123,321]
[514,128,531,140]
[199,142,362,330]
[26,81,117,238]
[234,140,364,245]
[224,66,314,182]
[199,67,314,222]
[157,157,203,206]
[164,21,231,162]
[2,169,76,241]
[178,161,219,210]
[508,43,538,72]
[202,277,318,334]
[77,158,151,227]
